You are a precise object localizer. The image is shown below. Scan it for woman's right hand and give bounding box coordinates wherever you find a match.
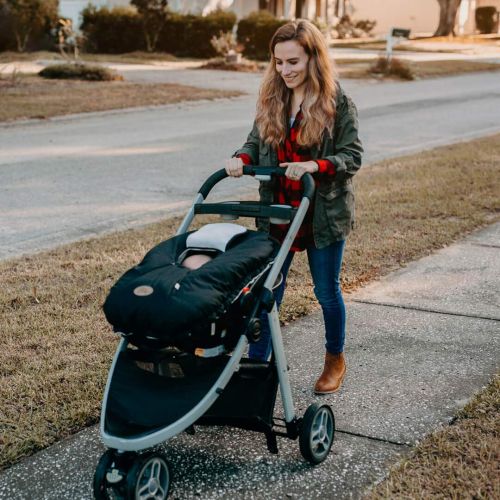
[225,157,244,177]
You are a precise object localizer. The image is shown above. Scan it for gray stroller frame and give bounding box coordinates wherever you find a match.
[94,166,335,500]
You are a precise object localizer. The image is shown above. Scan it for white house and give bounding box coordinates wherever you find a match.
[60,0,129,30]
[349,0,439,36]
[59,0,336,28]
[59,0,499,34]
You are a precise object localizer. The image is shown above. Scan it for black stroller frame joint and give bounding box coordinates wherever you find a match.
[94,167,336,500]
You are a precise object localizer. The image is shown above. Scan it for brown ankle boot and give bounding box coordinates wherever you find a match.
[314,352,346,394]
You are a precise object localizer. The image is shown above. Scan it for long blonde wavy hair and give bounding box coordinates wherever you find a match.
[256,20,338,149]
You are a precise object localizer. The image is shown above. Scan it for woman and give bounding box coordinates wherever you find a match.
[225,20,363,394]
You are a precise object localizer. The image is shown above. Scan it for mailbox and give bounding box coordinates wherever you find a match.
[386,27,411,61]
[391,28,411,38]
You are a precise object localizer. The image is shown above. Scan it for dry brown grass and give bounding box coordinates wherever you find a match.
[0,76,242,122]
[0,134,499,469]
[79,51,186,64]
[331,35,500,51]
[339,59,500,80]
[196,57,500,80]
[411,59,500,78]
[419,35,500,45]
[367,375,500,499]
[0,51,188,64]
[0,51,63,62]
[199,57,267,72]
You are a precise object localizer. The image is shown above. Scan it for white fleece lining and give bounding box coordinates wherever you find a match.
[186,223,247,252]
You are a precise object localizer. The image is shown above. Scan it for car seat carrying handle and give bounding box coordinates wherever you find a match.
[198,166,315,201]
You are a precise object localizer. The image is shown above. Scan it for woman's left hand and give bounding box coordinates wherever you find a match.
[279,161,318,180]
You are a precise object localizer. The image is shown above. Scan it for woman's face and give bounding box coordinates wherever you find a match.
[274,40,309,91]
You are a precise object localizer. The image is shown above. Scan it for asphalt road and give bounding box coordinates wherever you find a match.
[1,70,499,260]
[1,66,499,499]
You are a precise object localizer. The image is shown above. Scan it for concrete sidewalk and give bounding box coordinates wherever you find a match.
[1,223,498,499]
[3,40,500,76]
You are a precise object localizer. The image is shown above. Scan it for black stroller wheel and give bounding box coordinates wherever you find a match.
[299,404,335,464]
[93,449,124,499]
[125,453,171,500]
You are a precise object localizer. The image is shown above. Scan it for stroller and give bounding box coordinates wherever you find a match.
[94,166,335,499]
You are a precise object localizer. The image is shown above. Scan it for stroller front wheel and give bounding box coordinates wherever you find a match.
[93,449,126,499]
[299,403,335,464]
[125,453,171,500]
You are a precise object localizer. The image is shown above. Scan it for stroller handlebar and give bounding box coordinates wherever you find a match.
[198,166,315,201]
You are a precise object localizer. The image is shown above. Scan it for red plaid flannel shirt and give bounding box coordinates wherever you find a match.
[238,111,335,251]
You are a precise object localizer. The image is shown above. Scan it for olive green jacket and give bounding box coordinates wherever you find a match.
[234,85,363,249]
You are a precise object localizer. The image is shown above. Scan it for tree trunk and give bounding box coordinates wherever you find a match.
[434,0,462,36]
[334,0,340,17]
[145,31,153,52]
[14,30,31,52]
[15,32,22,52]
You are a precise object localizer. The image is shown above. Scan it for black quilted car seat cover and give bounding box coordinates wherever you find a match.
[103,229,278,343]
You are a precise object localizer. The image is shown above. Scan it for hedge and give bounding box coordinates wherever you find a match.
[79,7,294,59]
[158,10,236,57]
[80,6,236,57]
[80,6,144,54]
[237,10,287,60]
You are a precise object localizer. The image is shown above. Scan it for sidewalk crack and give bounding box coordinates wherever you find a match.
[351,299,499,322]
[469,242,500,249]
[335,429,412,447]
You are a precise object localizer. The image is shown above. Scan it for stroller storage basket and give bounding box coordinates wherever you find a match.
[104,348,278,439]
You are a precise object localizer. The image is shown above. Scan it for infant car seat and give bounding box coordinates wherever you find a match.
[103,223,279,351]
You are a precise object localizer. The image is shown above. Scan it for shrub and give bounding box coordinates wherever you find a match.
[0,0,58,52]
[210,30,242,58]
[237,10,287,60]
[475,6,499,34]
[331,15,376,39]
[370,56,414,80]
[55,17,84,61]
[0,3,15,51]
[39,63,123,81]
[80,6,144,53]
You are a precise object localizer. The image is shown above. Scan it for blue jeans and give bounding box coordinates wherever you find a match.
[249,240,346,361]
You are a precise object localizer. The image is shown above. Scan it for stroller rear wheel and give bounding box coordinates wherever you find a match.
[125,453,171,500]
[299,403,335,464]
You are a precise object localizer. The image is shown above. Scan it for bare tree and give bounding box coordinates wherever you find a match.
[434,0,462,36]
[333,0,350,18]
[131,0,169,52]
[56,18,80,61]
